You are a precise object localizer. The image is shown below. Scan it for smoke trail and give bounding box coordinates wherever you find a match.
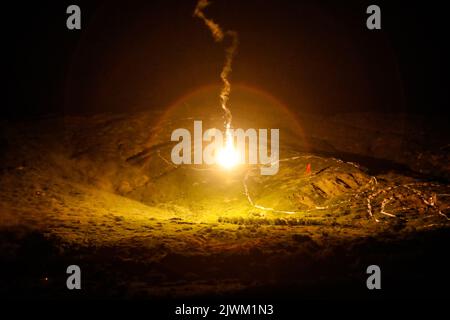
[193,0,238,131]
[193,0,224,42]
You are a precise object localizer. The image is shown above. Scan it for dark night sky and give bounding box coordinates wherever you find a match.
[3,0,449,119]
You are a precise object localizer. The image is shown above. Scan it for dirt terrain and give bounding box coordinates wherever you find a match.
[1,102,449,299]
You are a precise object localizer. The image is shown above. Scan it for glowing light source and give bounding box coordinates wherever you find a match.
[216,128,239,169]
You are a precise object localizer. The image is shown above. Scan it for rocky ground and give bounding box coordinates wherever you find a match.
[0,107,449,299]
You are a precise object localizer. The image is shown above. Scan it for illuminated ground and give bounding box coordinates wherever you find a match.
[1,90,449,299]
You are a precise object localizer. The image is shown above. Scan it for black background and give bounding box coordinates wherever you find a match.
[3,0,449,119]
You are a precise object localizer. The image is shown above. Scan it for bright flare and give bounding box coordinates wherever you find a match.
[216,129,239,169]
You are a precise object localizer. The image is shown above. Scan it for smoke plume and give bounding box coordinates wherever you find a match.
[194,0,238,130]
